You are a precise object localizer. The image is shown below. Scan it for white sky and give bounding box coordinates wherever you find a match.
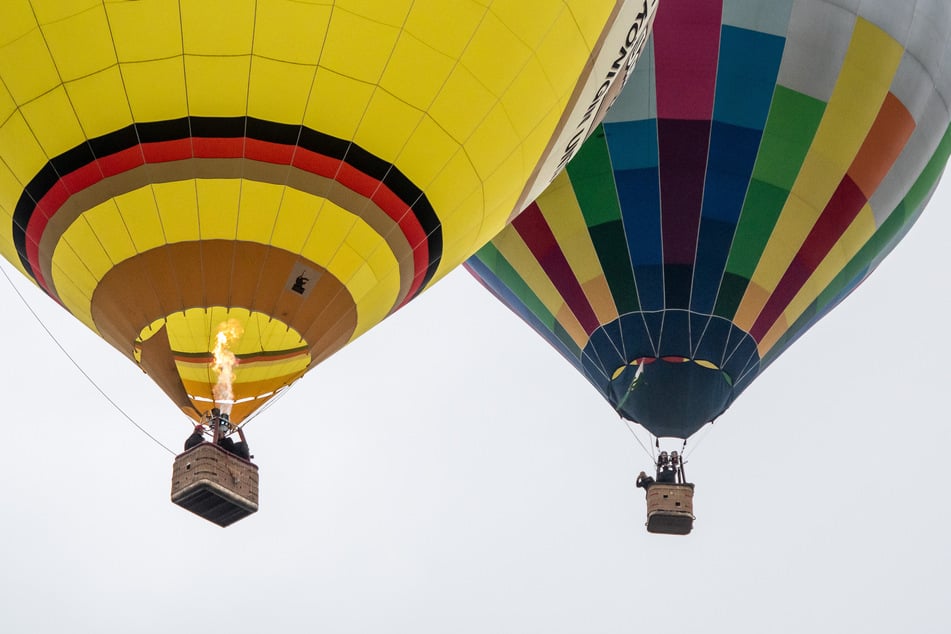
[0,174,949,633]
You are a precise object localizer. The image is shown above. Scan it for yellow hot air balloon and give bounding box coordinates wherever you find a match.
[0,0,657,424]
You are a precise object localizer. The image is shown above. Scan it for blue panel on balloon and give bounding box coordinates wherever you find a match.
[689,312,715,354]
[599,318,626,359]
[690,217,736,314]
[585,327,626,376]
[714,26,785,130]
[701,122,763,223]
[722,334,759,384]
[639,311,665,350]
[614,167,662,267]
[658,309,691,356]
[604,119,658,171]
[693,315,731,365]
[633,264,665,313]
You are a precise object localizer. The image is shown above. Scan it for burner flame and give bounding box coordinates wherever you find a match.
[211,319,244,414]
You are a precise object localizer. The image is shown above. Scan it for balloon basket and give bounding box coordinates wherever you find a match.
[171,443,259,527]
[645,483,695,535]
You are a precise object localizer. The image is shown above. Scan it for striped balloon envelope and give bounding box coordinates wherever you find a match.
[467,0,951,439]
[0,0,657,424]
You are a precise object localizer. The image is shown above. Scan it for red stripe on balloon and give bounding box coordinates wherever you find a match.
[142,138,192,163]
[512,203,601,334]
[245,139,295,165]
[192,137,244,156]
[750,175,867,341]
[98,147,146,180]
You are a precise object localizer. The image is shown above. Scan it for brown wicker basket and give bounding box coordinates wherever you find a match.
[645,482,695,535]
[171,443,258,527]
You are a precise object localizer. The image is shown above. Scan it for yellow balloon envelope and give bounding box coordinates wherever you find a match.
[0,0,657,421]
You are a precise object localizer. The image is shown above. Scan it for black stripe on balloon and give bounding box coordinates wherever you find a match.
[137,118,190,143]
[13,161,58,273]
[90,125,141,160]
[191,116,246,138]
[13,116,442,291]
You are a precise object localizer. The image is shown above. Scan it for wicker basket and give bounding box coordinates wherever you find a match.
[645,482,695,535]
[171,443,259,527]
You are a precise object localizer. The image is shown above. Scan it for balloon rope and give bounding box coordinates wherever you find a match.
[0,262,176,456]
[236,376,297,428]
[621,417,655,462]
[683,422,713,459]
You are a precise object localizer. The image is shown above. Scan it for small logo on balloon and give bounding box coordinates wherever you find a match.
[291,273,309,294]
[287,265,321,297]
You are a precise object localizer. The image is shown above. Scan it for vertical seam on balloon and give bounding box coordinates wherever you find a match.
[252,8,356,378]
[221,2,259,385]
[599,123,652,361]
[296,4,412,316]
[695,28,788,369]
[685,10,725,359]
[276,3,441,340]
[14,5,73,297]
[90,1,167,347]
[178,6,205,364]
[239,7,287,396]
[640,42,660,357]
[18,4,120,329]
[539,147,625,364]
[474,0,587,235]
[0,53,40,282]
[627,62,662,358]
[597,126,633,364]
[244,14,331,378]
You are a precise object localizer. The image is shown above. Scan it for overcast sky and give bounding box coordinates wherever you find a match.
[1,168,949,632]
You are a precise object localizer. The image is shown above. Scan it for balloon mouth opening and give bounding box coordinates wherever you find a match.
[134,307,311,423]
[187,387,289,408]
[611,356,729,382]
[610,357,734,439]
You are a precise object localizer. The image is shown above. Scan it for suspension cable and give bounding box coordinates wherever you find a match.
[237,378,297,428]
[683,421,714,459]
[0,263,176,456]
[620,416,656,463]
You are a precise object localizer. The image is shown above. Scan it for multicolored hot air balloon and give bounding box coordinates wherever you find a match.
[467,0,951,440]
[0,0,657,423]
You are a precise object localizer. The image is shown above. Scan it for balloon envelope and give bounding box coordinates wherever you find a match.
[0,0,656,422]
[467,0,951,438]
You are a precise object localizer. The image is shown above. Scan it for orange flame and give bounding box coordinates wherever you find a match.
[211,319,244,414]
